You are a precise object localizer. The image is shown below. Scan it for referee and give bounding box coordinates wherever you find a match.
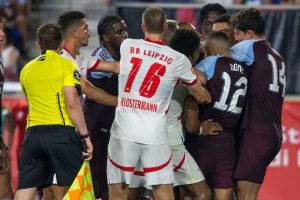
[15,23,93,200]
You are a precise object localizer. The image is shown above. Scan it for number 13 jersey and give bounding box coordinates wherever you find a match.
[110,38,197,145]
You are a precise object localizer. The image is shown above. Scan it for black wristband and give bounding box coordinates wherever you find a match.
[79,132,90,139]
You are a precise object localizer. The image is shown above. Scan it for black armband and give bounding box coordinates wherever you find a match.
[75,83,81,96]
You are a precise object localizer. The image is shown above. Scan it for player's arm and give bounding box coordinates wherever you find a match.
[3,109,16,149]
[185,95,201,134]
[179,58,211,104]
[95,60,119,74]
[186,81,211,104]
[193,68,207,85]
[64,86,93,161]
[80,76,118,106]
[185,95,222,135]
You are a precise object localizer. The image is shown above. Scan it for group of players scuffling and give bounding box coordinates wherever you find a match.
[0,3,285,200]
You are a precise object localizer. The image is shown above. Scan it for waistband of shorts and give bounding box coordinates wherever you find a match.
[26,125,75,131]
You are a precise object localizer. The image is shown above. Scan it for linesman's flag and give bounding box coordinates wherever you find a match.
[63,162,95,200]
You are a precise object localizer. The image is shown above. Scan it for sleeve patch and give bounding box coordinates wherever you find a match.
[73,70,80,81]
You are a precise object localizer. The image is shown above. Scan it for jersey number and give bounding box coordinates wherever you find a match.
[268,54,286,98]
[124,57,166,98]
[214,72,248,114]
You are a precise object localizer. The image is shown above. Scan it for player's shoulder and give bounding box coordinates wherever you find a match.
[195,55,219,71]
[231,39,256,51]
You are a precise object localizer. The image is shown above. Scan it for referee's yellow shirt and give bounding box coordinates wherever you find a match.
[20,50,81,127]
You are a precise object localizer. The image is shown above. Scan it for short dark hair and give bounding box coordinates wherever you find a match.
[169,29,200,57]
[57,11,86,36]
[142,7,166,34]
[204,31,230,54]
[213,14,231,24]
[37,23,62,52]
[199,3,227,25]
[231,8,265,36]
[97,14,124,42]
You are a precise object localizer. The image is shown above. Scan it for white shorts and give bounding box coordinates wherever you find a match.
[171,144,205,186]
[129,144,205,188]
[107,136,174,186]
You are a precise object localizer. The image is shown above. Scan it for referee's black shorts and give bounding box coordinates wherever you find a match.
[18,125,83,190]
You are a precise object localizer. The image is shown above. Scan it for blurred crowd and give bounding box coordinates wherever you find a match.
[117,0,300,5]
[0,0,31,82]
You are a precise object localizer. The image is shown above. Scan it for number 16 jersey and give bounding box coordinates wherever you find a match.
[110,38,197,145]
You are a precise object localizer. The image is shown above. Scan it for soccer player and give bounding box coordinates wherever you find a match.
[57,11,119,106]
[231,8,286,200]
[0,16,14,200]
[185,32,248,200]
[83,14,128,200]
[168,29,212,200]
[198,3,227,36]
[107,7,210,200]
[15,23,92,200]
[163,19,179,44]
[178,22,196,30]
[212,14,236,46]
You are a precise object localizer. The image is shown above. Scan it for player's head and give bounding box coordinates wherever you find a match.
[178,22,196,30]
[212,14,235,46]
[163,19,179,44]
[36,23,63,53]
[169,29,201,66]
[97,14,128,52]
[199,3,227,35]
[57,11,91,47]
[231,8,265,42]
[142,7,167,35]
[203,31,230,57]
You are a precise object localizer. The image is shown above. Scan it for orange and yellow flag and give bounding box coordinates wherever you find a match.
[63,162,95,200]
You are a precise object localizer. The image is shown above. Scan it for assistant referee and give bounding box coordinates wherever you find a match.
[15,23,93,200]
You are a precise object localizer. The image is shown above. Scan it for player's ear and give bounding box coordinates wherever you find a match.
[163,22,168,33]
[102,33,110,42]
[246,30,255,39]
[141,24,145,33]
[35,41,40,50]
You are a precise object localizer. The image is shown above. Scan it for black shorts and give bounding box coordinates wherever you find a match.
[89,126,110,198]
[18,125,83,190]
[234,129,282,184]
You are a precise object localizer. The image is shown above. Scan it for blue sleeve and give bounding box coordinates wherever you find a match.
[194,55,218,80]
[230,40,255,66]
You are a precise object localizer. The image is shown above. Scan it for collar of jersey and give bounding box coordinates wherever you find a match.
[144,38,165,46]
[44,50,60,56]
[62,47,76,59]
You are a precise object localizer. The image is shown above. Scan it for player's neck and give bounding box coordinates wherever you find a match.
[144,33,163,42]
[221,51,231,57]
[105,44,120,61]
[63,38,80,58]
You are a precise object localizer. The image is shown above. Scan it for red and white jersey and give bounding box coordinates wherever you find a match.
[167,100,184,146]
[61,48,100,77]
[110,38,197,145]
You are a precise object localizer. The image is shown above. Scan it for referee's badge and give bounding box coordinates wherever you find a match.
[73,70,80,81]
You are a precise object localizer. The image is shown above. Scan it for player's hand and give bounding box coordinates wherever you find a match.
[0,144,9,174]
[201,119,223,135]
[82,137,93,161]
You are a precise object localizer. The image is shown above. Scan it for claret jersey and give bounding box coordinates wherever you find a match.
[110,38,197,145]
[195,55,248,132]
[61,48,100,77]
[231,40,285,134]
